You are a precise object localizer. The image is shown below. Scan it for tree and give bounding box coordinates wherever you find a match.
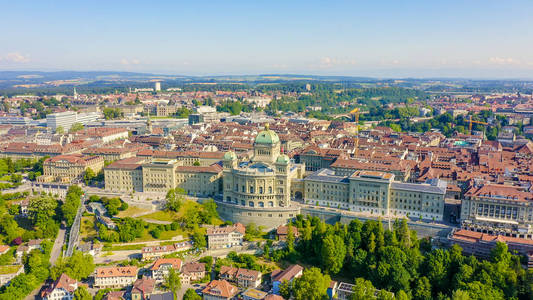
[200,199,219,224]
[292,267,331,300]
[165,187,184,212]
[27,195,57,227]
[103,108,123,120]
[84,168,95,185]
[69,122,84,133]
[451,290,471,300]
[321,234,346,274]
[55,126,64,134]
[287,225,295,252]
[51,251,95,281]
[351,277,376,300]
[62,186,82,226]
[192,227,207,249]
[73,286,91,300]
[376,290,395,300]
[163,268,181,300]
[183,288,201,300]
[279,280,292,299]
[414,276,432,300]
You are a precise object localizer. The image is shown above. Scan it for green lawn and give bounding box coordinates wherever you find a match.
[117,206,150,218]
[131,228,184,243]
[137,200,223,226]
[139,210,178,222]
[80,216,97,242]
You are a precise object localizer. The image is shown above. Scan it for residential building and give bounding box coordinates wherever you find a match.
[41,273,82,300]
[449,229,533,265]
[206,223,246,249]
[150,258,183,283]
[40,154,104,183]
[181,262,206,285]
[202,280,239,300]
[276,225,299,241]
[141,241,193,261]
[82,147,138,161]
[271,265,303,295]
[219,266,261,288]
[94,266,138,289]
[241,288,268,300]
[102,291,125,300]
[131,277,155,300]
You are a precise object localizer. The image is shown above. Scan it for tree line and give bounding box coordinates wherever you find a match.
[265,215,533,300]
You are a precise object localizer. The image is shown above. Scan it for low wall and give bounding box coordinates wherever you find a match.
[216,200,300,230]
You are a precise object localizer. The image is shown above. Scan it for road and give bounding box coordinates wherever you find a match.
[50,228,66,265]
[24,227,66,300]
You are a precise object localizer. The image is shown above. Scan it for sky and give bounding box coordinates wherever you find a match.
[1,0,533,79]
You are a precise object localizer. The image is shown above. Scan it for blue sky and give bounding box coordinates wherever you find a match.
[1,0,533,78]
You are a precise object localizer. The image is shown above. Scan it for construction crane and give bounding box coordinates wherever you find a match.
[350,107,360,157]
[468,115,488,134]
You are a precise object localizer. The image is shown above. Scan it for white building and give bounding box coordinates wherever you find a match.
[76,112,101,125]
[155,82,161,92]
[94,266,138,288]
[150,258,182,283]
[47,111,77,131]
[40,273,82,300]
[206,223,246,249]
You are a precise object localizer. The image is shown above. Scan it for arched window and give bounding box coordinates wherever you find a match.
[226,196,231,202]
[249,201,255,207]
[259,202,264,207]
[241,200,245,206]
[268,201,274,207]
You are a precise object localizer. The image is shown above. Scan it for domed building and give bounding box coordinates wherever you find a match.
[217,124,305,228]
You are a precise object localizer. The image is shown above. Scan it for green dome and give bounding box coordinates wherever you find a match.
[276,154,290,164]
[223,151,237,160]
[255,124,280,145]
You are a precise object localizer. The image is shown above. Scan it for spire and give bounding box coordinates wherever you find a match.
[265,123,269,131]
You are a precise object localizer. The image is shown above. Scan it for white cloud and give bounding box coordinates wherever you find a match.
[319,56,357,68]
[488,57,520,65]
[5,52,30,63]
[121,58,141,65]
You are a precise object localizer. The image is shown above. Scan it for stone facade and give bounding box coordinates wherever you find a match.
[104,156,222,195]
[303,169,447,221]
[461,184,533,238]
[41,154,104,183]
[219,125,305,228]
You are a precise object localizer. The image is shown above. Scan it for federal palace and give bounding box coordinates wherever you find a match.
[102,126,451,228]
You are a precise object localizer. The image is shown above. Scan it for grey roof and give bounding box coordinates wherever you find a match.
[391,180,446,194]
[150,292,174,300]
[304,168,349,184]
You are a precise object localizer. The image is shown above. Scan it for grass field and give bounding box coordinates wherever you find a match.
[80,216,97,242]
[117,205,150,218]
[139,210,178,222]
